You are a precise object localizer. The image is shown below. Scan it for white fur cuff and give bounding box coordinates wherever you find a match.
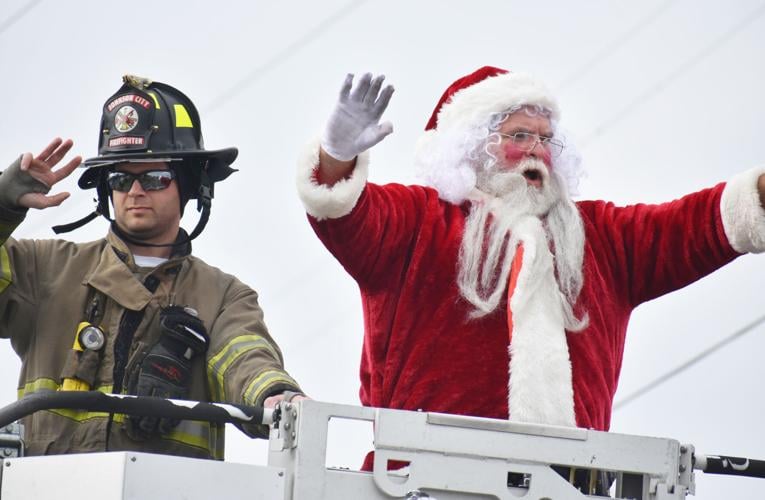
[720,167,765,254]
[295,137,370,220]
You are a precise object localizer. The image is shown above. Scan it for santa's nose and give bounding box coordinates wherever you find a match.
[526,141,552,167]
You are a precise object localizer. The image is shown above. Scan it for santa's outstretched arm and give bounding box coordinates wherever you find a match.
[316,73,394,186]
[759,173,765,210]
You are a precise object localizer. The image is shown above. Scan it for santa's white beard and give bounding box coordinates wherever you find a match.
[457,159,588,331]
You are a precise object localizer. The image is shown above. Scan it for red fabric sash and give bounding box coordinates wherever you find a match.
[506,243,524,343]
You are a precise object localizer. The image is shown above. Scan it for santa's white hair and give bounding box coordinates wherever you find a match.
[415,106,584,204]
[414,70,584,204]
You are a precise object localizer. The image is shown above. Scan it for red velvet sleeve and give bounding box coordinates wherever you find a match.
[579,183,741,308]
[308,182,442,291]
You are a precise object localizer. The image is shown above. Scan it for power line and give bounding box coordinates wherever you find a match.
[0,0,42,36]
[233,0,675,331]
[614,313,765,410]
[580,1,765,147]
[261,1,723,318]
[558,0,677,89]
[291,3,765,352]
[203,0,369,114]
[19,1,370,239]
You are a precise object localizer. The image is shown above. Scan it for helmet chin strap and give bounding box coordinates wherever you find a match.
[52,170,213,248]
[109,222,193,255]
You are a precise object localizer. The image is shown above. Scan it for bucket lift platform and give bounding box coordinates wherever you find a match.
[0,396,704,499]
[269,400,693,499]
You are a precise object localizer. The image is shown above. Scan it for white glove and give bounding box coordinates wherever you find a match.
[321,73,394,161]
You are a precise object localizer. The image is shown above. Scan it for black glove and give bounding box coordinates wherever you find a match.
[125,306,209,439]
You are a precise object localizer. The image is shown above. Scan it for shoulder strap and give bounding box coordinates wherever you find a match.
[112,274,161,394]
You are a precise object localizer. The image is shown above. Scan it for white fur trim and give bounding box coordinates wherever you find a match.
[295,137,369,220]
[436,72,559,132]
[507,216,576,427]
[720,167,765,254]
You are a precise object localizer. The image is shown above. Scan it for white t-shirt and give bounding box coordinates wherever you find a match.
[133,255,168,269]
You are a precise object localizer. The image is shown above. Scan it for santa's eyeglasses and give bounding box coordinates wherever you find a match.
[497,132,565,158]
[107,170,176,192]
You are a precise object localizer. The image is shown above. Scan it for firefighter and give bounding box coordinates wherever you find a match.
[0,75,304,459]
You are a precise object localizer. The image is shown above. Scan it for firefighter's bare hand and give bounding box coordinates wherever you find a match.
[17,138,82,209]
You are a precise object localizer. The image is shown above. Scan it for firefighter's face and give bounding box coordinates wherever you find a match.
[111,162,181,245]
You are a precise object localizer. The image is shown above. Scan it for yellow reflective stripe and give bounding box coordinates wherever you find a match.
[49,408,111,421]
[18,381,115,422]
[164,421,224,459]
[147,91,161,109]
[174,104,193,128]
[18,379,113,398]
[19,411,220,457]
[243,370,298,407]
[17,377,59,398]
[0,246,12,293]
[17,381,221,458]
[208,335,280,400]
[61,378,90,391]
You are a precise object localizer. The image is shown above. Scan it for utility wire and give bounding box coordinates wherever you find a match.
[217,0,679,335]
[272,1,705,315]
[0,0,42,36]
[614,313,765,410]
[22,0,369,240]
[573,3,765,405]
[558,0,677,89]
[293,2,765,351]
[203,0,369,114]
[238,2,764,410]
[580,1,765,147]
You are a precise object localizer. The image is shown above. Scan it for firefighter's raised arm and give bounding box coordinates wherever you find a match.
[0,138,81,211]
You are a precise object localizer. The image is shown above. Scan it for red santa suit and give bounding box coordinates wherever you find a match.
[296,67,765,468]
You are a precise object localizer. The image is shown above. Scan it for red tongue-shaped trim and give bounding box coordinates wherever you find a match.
[506,244,525,343]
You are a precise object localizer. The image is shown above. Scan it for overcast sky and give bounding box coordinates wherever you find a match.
[1,0,764,498]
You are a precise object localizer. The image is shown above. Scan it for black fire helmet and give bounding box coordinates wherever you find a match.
[53,75,238,245]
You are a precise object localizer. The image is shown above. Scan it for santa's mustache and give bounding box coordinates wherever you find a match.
[476,158,551,199]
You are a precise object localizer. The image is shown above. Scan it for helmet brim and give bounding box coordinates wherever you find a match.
[79,147,238,189]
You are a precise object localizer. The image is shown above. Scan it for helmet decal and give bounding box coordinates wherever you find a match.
[115,105,139,133]
[108,135,145,148]
[174,104,193,128]
[106,94,152,112]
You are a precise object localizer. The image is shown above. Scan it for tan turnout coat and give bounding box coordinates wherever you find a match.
[0,201,300,459]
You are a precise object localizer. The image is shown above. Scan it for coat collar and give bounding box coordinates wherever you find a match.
[82,229,188,311]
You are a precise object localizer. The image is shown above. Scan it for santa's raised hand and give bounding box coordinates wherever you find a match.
[321,73,394,162]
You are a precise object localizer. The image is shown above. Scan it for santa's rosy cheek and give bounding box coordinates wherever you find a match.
[501,142,553,168]
[501,143,527,163]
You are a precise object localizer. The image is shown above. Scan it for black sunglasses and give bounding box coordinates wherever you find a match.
[107,170,176,192]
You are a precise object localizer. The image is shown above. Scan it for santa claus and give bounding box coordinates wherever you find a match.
[296,67,765,462]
